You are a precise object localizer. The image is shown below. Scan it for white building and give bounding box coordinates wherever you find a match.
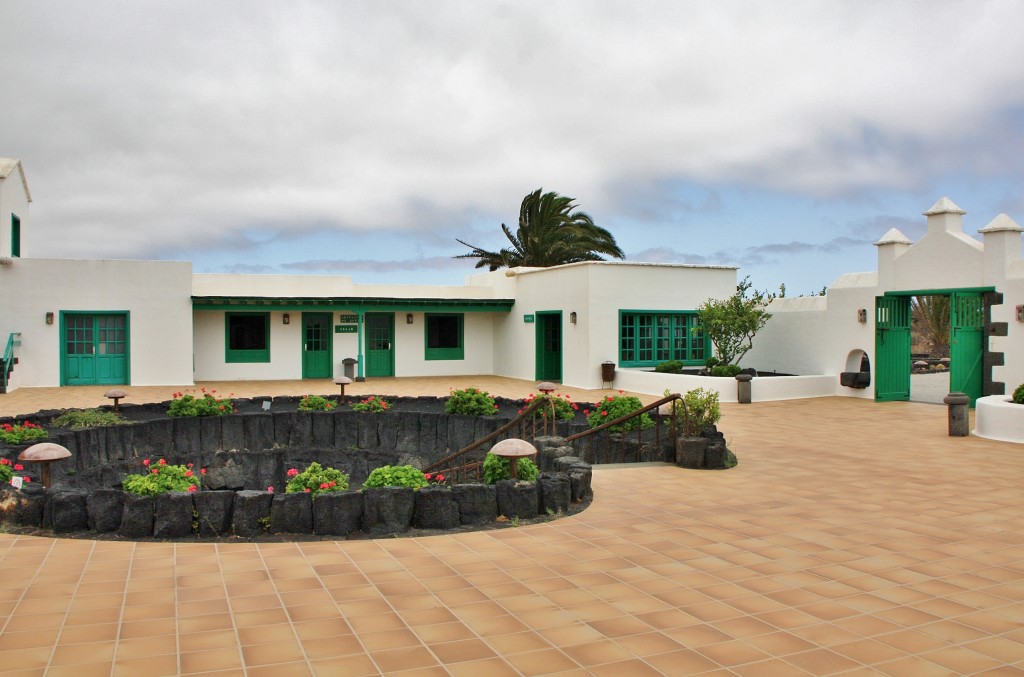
[5,157,1022,406]
[747,197,1023,405]
[0,158,736,394]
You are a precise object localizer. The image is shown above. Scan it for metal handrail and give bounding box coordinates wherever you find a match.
[423,397,549,481]
[425,392,687,479]
[565,392,684,465]
[2,332,21,391]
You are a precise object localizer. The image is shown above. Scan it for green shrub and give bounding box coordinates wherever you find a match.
[710,364,742,377]
[445,387,499,416]
[122,458,200,496]
[362,464,429,489]
[298,395,336,412]
[654,360,685,374]
[705,357,720,369]
[482,453,539,484]
[666,387,722,437]
[168,390,235,417]
[52,409,130,428]
[585,393,653,433]
[1014,383,1024,404]
[350,395,390,413]
[520,392,578,420]
[285,461,349,495]
[0,421,47,445]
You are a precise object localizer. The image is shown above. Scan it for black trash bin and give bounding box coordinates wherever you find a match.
[601,361,615,384]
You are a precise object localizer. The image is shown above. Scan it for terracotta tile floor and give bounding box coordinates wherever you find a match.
[2,378,1024,675]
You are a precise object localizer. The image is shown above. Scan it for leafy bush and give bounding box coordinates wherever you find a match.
[362,464,429,489]
[350,395,390,413]
[697,276,774,366]
[585,393,653,433]
[298,395,336,412]
[709,364,742,377]
[52,409,130,429]
[1014,383,1024,404]
[520,392,578,420]
[122,458,200,496]
[0,421,47,445]
[0,458,29,486]
[654,360,685,374]
[285,462,349,495]
[665,388,722,437]
[482,453,539,484]
[445,388,499,416]
[705,357,720,369]
[168,389,235,417]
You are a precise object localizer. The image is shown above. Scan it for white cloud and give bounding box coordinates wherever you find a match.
[1,0,1023,272]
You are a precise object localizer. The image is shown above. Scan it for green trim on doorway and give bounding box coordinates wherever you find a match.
[535,311,562,382]
[59,311,130,386]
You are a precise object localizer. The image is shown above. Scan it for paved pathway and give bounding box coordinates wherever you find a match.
[1,382,1023,675]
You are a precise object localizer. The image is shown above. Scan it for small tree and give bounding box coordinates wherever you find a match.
[697,277,774,366]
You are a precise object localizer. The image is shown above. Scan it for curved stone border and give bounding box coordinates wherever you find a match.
[973,395,1024,444]
[0,465,593,539]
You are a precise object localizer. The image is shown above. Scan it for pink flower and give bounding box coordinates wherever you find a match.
[287,468,299,478]
[304,488,311,493]
[583,410,590,416]
[437,474,445,482]
[188,485,197,493]
[320,482,330,489]
[200,468,207,475]
[424,473,433,480]
[13,464,23,471]
[601,411,608,417]
[151,469,159,474]
[185,470,193,478]
[23,477,30,483]
[0,459,8,466]
[143,459,150,466]
[158,458,167,465]
[267,486,274,493]
[187,463,194,469]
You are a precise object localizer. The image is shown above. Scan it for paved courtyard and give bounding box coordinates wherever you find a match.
[1,379,1023,675]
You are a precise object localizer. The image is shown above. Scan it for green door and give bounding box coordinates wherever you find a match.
[365,313,394,377]
[875,296,910,402]
[62,313,129,385]
[535,312,562,381]
[301,313,333,379]
[950,292,984,405]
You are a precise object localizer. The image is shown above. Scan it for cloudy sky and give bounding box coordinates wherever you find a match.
[2,1,1024,295]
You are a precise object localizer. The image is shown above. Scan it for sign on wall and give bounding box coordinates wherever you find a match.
[523,314,535,323]
[335,325,357,333]
[338,314,358,324]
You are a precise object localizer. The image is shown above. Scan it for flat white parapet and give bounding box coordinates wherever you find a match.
[973,395,1024,444]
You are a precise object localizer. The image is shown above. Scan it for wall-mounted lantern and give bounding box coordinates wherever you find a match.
[569,311,577,324]
[406,313,414,324]
[857,309,867,323]
[1016,305,1024,322]
[283,313,290,325]
[45,312,54,325]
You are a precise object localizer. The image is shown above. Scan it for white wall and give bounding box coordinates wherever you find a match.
[493,262,737,390]
[0,258,194,388]
[0,160,30,260]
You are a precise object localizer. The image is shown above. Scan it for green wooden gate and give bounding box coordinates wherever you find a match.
[301,313,333,379]
[950,292,984,405]
[365,313,394,377]
[62,312,129,385]
[874,296,910,402]
[535,312,562,381]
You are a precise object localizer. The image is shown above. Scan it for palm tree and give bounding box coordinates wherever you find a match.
[455,189,625,270]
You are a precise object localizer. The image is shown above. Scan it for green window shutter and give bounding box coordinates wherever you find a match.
[11,214,20,258]
[618,311,705,367]
[225,312,270,363]
[424,313,464,360]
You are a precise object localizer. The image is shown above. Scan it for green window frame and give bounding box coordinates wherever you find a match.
[11,214,20,258]
[424,313,464,361]
[619,311,706,367]
[225,312,270,363]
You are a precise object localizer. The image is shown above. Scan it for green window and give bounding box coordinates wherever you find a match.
[11,214,20,258]
[619,311,706,367]
[424,313,464,360]
[225,313,270,363]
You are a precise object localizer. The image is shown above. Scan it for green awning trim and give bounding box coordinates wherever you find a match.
[192,296,515,313]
